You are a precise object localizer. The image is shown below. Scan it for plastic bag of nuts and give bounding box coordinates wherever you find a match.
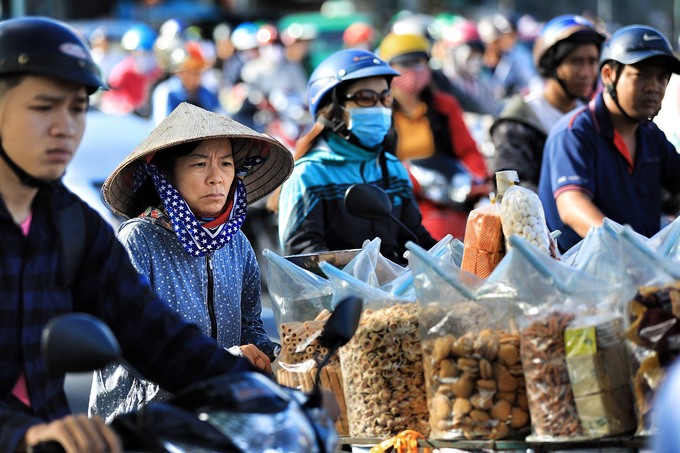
[520,310,582,440]
[418,299,529,440]
[338,302,429,438]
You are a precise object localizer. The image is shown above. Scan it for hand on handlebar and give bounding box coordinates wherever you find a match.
[23,414,122,453]
[239,344,273,375]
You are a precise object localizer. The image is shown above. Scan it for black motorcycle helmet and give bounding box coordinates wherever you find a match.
[600,25,680,121]
[0,16,107,94]
[0,17,108,187]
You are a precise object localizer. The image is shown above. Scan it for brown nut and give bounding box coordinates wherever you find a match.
[510,407,530,428]
[453,397,472,418]
[470,409,491,423]
[433,336,452,362]
[458,357,479,375]
[432,393,452,420]
[495,391,516,404]
[470,392,493,410]
[450,377,474,399]
[479,359,493,380]
[477,379,497,391]
[498,344,520,366]
[452,336,474,358]
[490,399,512,421]
[516,392,528,411]
[439,358,459,378]
[497,371,519,392]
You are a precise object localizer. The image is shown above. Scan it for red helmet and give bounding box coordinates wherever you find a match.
[343,22,376,48]
[443,20,482,48]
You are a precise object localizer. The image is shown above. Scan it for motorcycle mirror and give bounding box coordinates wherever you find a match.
[344,184,420,245]
[344,183,392,220]
[41,313,122,375]
[318,296,363,352]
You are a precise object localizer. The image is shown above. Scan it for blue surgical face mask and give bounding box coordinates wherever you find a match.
[346,106,392,149]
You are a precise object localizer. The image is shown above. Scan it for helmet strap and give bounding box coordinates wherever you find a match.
[553,73,582,101]
[606,68,638,123]
[0,142,55,188]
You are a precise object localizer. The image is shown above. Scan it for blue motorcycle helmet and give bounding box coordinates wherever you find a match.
[307,48,398,117]
[599,24,680,74]
[533,14,606,78]
[121,23,157,53]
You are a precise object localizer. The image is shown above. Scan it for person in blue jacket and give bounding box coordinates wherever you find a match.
[270,48,436,264]
[91,102,293,422]
[0,16,255,453]
[538,24,680,252]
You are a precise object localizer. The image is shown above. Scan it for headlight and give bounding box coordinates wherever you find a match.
[200,404,320,453]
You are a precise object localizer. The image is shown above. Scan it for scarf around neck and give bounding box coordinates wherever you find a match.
[138,162,248,257]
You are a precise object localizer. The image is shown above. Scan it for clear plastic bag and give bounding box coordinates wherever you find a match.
[617,227,680,435]
[341,237,408,288]
[406,242,527,440]
[490,235,633,441]
[262,249,348,434]
[319,261,429,438]
[462,198,505,278]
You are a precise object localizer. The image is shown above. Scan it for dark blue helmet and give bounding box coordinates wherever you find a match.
[0,16,107,94]
[307,48,398,117]
[600,24,680,73]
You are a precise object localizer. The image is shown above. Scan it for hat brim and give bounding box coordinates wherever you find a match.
[612,51,680,74]
[102,102,294,219]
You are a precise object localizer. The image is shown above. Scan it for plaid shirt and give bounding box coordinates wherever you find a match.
[0,184,252,451]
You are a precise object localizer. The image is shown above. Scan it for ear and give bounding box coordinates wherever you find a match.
[600,63,613,86]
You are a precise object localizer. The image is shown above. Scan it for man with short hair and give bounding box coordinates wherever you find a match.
[491,14,605,194]
[538,24,680,252]
[0,16,255,452]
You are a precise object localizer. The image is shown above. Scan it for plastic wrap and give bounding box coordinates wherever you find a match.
[499,185,552,256]
[407,242,528,440]
[461,198,505,278]
[319,261,429,438]
[262,249,348,434]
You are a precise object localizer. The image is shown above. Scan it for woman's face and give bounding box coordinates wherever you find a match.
[169,138,235,218]
[343,76,391,123]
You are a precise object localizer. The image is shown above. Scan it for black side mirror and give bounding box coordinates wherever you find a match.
[344,184,419,244]
[41,313,121,375]
[344,183,393,220]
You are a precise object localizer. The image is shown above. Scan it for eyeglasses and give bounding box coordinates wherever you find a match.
[345,89,394,108]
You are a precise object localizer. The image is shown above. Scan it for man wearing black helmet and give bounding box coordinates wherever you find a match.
[491,14,605,194]
[538,24,680,252]
[0,16,254,453]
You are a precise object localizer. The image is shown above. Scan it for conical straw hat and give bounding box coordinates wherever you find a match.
[102,102,294,219]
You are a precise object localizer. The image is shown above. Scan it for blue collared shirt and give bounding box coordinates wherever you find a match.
[538,93,680,252]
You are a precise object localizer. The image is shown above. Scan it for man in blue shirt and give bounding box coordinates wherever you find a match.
[0,17,254,453]
[538,24,680,252]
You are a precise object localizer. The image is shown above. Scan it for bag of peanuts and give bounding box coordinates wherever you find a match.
[319,260,430,438]
[616,227,680,435]
[407,242,530,441]
[262,249,349,435]
[462,195,505,278]
[494,236,622,441]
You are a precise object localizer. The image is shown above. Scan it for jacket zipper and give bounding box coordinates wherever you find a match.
[206,254,218,339]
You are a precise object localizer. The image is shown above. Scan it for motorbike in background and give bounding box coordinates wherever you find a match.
[36,296,363,453]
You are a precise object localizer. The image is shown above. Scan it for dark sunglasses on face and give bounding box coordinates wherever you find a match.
[345,89,394,108]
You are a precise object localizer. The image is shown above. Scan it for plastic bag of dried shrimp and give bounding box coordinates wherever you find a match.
[319,260,430,438]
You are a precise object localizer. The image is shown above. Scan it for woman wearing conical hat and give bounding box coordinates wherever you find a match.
[90,102,293,422]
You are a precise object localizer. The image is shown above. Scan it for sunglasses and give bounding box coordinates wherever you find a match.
[345,89,394,108]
